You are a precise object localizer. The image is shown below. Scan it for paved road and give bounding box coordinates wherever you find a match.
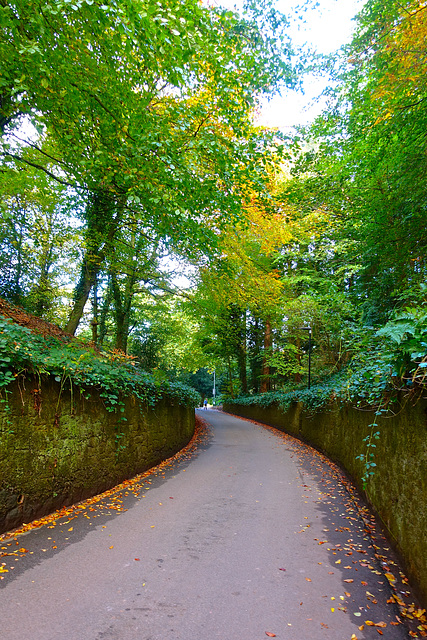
[0,410,416,639]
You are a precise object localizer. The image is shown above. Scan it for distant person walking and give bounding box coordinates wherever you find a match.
[203,398,208,410]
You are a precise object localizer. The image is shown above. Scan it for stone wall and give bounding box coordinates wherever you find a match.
[0,377,194,534]
[223,399,427,605]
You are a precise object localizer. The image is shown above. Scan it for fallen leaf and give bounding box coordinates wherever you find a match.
[344,579,354,583]
[365,621,387,628]
[279,567,286,571]
[134,558,140,561]
[305,577,312,582]
[265,633,276,637]
[109,545,114,549]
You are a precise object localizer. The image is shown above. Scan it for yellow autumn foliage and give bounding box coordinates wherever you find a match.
[372,1,427,117]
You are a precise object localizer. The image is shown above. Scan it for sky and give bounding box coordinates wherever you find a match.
[248,0,366,130]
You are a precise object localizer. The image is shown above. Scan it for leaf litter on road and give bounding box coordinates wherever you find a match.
[222,411,427,639]
[0,415,212,579]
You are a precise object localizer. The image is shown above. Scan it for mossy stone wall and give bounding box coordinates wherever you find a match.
[0,377,194,534]
[223,399,427,605]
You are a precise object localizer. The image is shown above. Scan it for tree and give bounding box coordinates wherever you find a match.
[0,156,82,321]
[1,0,296,334]
[287,0,427,324]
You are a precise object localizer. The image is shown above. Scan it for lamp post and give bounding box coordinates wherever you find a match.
[299,327,312,389]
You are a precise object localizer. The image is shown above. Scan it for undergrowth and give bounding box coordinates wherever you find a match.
[0,315,200,411]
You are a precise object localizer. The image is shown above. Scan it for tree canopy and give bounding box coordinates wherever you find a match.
[1,0,426,405]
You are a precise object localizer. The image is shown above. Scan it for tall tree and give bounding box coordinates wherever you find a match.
[287,0,427,323]
[1,0,296,333]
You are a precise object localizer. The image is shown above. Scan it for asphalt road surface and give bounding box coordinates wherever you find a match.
[0,409,418,640]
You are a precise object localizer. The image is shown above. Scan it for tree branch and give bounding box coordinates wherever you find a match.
[1,151,86,190]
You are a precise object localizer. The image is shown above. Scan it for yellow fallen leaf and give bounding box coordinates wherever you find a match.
[335,559,341,564]
[68,527,73,531]
[385,572,396,582]
[351,635,358,640]
[109,545,114,549]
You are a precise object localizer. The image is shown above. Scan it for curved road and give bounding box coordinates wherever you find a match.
[0,409,415,639]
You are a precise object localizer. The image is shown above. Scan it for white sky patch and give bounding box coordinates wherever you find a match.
[214,0,366,130]
[257,0,366,130]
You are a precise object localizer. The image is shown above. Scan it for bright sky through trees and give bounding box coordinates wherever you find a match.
[255,0,367,129]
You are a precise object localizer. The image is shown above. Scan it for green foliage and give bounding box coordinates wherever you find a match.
[376,307,427,374]
[225,372,346,415]
[0,316,200,410]
[0,160,82,320]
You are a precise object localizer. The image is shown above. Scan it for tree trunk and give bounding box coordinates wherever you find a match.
[64,254,101,334]
[111,272,132,353]
[294,336,301,384]
[237,311,247,394]
[98,276,113,347]
[249,316,262,393]
[260,317,272,393]
[227,357,235,398]
[64,189,124,335]
[33,243,54,316]
[91,275,99,344]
